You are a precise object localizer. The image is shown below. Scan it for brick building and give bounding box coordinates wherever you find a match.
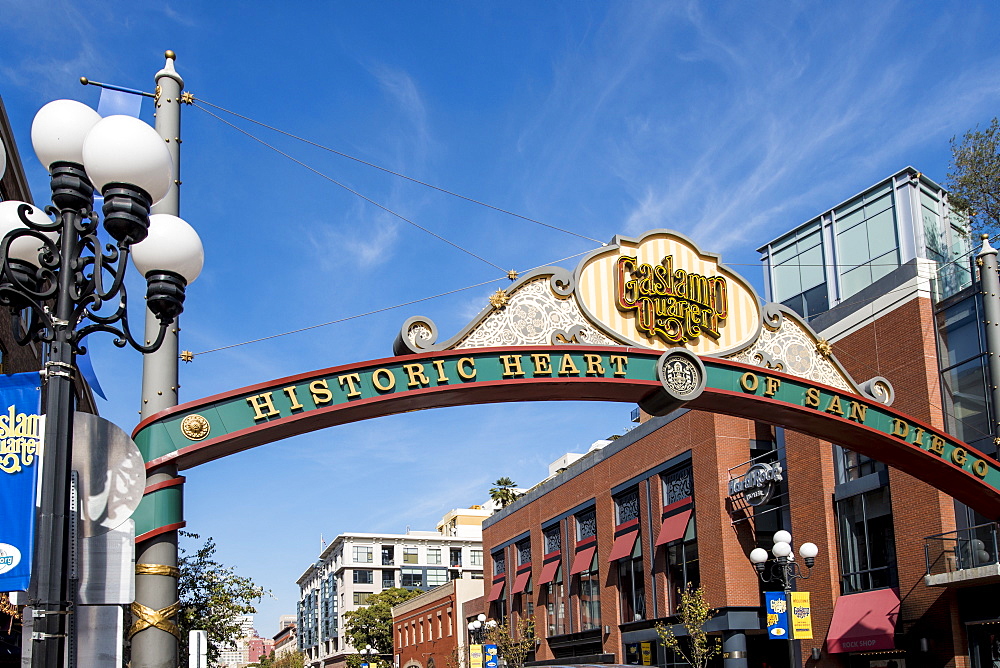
[477,169,1000,668]
[394,579,484,668]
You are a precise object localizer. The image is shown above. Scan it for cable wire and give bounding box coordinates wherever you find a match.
[192,102,507,273]
[192,96,605,245]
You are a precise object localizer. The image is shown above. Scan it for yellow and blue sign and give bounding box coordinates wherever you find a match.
[0,372,43,592]
[765,592,789,639]
[790,591,813,639]
[484,644,498,668]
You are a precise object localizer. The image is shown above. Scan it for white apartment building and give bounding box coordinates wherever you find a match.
[296,506,488,668]
[215,614,256,668]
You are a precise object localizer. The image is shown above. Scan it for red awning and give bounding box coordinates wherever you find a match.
[538,559,561,585]
[512,570,531,594]
[569,545,597,575]
[826,588,900,654]
[487,580,506,602]
[608,530,639,561]
[655,509,692,546]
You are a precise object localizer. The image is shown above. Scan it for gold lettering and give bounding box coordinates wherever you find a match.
[825,395,844,416]
[338,374,362,398]
[609,355,629,376]
[558,354,581,376]
[911,427,925,447]
[432,360,450,383]
[804,387,821,408]
[283,386,304,411]
[403,364,431,388]
[584,354,605,376]
[928,436,945,455]
[372,368,396,392]
[531,354,552,375]
[246,393,279,420]
[457,358,477,380]
[952,448,968,466]
[740,372,759,392]
[764,376,780,397]
[309,380,334,405]
[890,419,909,439]
[500,355,525,378]
[973,459,989,478]
[848,402,867,422]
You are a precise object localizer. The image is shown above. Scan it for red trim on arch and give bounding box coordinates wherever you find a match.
[136,521,187,545]
[143,476,186,495]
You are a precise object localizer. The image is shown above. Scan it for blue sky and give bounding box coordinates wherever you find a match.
[2,0,1000,637]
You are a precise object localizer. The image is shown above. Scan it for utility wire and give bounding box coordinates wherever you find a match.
[193,102,507,273]
[192,249,594,356]
[192,96,605,245]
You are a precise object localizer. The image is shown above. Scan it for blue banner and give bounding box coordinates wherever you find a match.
[765,591,790,639]
[0,372,43,592]
[484,644,498,668]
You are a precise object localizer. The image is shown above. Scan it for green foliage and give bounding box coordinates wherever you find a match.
[654,586,720,668]
[342,587,422,664]
[176,531,268,665]
[948,117,1000,232]
[483,617,535,668]
[489,477,522,508]
[255,650,306,668]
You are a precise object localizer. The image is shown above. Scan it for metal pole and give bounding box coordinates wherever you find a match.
[977,235,1000,457]
[31,206,84,668]
[131,51,184,668]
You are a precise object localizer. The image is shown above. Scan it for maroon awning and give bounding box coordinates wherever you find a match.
[511,570,531,595]
[487,580,506,602]
[655,509,692,546]
[538,559,561,585]
[608,530,638,561]
[825,588,900,653]
[569,545,597,575]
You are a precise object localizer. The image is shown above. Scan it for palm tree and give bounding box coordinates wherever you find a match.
[490,477,521,508]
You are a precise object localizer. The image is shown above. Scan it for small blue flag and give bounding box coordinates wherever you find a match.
[97,88,142,118]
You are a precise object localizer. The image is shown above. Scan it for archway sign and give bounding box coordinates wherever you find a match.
[132,229,1000,543]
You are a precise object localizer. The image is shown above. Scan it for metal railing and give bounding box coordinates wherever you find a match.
[924,522,1000,576]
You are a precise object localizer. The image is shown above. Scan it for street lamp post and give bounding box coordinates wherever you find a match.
[0,99,203,668]
[748,531,819,668]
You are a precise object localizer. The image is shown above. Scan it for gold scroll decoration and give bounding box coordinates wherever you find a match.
[135,563,180,578]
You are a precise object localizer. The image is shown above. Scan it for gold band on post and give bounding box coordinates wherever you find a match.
[135,563,181,578]
[129,601,181,640]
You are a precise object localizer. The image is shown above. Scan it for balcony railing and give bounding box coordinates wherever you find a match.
[924,522,1000,586]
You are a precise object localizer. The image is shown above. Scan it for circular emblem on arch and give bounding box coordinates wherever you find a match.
[656,348,706,402]
[180,414,211,441]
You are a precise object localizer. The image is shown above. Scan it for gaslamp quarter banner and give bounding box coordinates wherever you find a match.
[0,372,42,592]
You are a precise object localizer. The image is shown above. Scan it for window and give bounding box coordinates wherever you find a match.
[382,546,395,565]
[836,447,884,483]
[492,550,506,576]
[401,568,424,588]
[662,467,693,506]
[426,569,448,587]
[353,592,372,605]
[545,566,565,636]
[470,549,483,566]
[427,547,442,565]
[544,526,561,554]
[353,569,373,585]
[577,551,601,630]
[618,542,645,622]
[450,548,462,567]
[382,571,396,589]
[353,545,373,564]
[837,486,897,594]
[770,221,829,319]
[938,296,993,453]
[517,539,531,565]
[403,547,419,564]
[615,488,640,524]
[835,182,900,300]
[576,509,597,540]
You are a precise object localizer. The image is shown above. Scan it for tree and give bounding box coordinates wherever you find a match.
[483,617,535,668]
[654,586,720,668]
[342,587,421,665]
[176,531,268,665]
[947,117,1000,233]
[254,650,306,668]
[489,477,521,508]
